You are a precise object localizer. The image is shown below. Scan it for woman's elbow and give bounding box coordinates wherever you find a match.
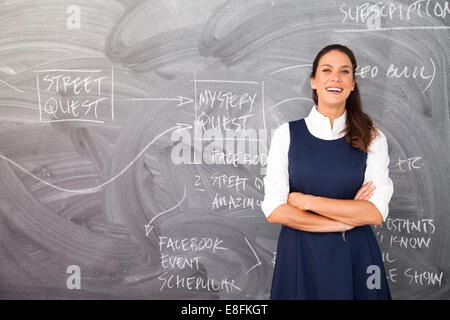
[267,204,284,224]
[372,213,383,226]
[267,212,277,224]
[369,204,383,226]
[356,201,383,226]
[266,205,286,224]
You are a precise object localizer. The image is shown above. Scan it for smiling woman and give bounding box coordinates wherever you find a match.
[310,45,377,152]
[262,44,394,300]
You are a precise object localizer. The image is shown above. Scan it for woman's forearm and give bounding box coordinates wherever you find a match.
[301,195,382,226]
[267,203,350,232]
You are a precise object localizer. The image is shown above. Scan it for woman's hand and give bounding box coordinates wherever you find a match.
[287,192,309,210]
[288,181,376,210]
[354,181,376,200]
[288,192,355,232]
[287,181,377,230]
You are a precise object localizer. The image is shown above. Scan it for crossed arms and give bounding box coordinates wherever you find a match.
[267,181,383,232]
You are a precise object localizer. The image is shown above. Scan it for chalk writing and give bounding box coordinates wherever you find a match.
[158,272,241,293]
[386,268,399,283]
[35,68,114,123]
[339,1,450,24]
[356,60,435,92]
[157,236,238,294]
[389,235,431,249]
[198,89,257,111]
[197,112,254,133]
[404,268,443,287]
[382,252,397,263]
[396,156,423,171]
[160,254,201,270]
[170,77,270,166]
[210,173,248,192]
[195,80,259,135]
[385,218,435,234]
[375,219,435,249]
[158,236,227,254]
[212,193,262,211]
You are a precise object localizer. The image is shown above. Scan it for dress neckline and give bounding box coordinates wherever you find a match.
[301,118,346,142]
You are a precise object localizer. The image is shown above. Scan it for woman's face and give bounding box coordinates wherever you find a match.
[310,50,355,107]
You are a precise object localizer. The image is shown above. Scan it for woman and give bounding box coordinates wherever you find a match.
[261,44,393,299]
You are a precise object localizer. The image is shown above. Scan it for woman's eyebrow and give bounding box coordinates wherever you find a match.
[320,64,352,69]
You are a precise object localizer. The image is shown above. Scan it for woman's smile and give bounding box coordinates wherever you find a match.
[325,86,344,94]
[311,50,355,106]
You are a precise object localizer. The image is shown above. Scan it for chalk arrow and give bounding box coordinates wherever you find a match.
[0,123,193,194]
[175,122,192,132]
[0,79,25,93]
[145,185,187,236]
[243,236,262,275]
[176,96,193,107]
[123,96,193,108]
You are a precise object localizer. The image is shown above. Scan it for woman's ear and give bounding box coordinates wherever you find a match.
[310,77,316,90]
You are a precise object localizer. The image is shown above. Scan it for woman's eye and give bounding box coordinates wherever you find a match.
[322,69,350,73]
[322,69,350,74]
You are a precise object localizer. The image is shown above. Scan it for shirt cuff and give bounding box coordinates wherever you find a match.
[367,196,389,222]
[261,199,286,219]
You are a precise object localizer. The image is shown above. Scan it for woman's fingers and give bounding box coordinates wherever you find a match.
[355,181,376,200]
[354,182,370,198]
[358,187,375,200]
[362,187,376,200]
[362,186,375,199]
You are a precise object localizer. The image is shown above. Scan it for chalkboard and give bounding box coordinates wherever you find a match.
[0,0,448,300]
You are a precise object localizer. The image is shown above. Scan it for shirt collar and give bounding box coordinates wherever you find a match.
[306,105,347,139]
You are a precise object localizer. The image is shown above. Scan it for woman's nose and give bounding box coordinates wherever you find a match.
[330,71,342,80]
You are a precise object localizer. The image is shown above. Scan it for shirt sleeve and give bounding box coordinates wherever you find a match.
[364,128,394,222]
[261,122,290,219]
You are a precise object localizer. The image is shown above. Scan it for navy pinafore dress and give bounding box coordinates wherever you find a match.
[270,119,391,300]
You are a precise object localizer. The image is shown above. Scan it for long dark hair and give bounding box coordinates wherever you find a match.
[310,44,377,153]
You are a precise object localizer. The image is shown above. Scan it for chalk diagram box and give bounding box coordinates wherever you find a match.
[35,68,114,124]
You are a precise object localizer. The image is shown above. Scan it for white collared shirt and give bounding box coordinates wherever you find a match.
[261,105,394,222]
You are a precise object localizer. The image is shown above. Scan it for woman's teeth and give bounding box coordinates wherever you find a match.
[326,88,343,92]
